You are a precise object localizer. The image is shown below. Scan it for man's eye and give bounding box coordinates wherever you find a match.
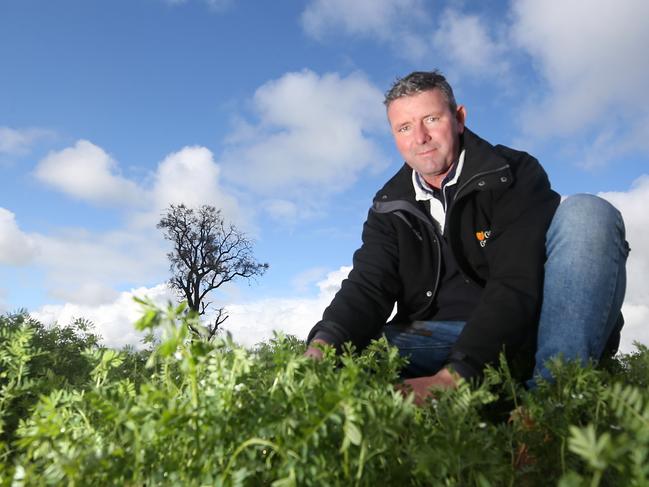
[398,125,411,133]
[425,116,439,124]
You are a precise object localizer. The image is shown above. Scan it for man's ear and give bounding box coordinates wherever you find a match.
[456,105,467,133]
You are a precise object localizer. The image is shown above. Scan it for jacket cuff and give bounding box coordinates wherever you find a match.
[306,320,351,353]
[309,331,338,346]
[446,351,483,380]
[446,361,480,380]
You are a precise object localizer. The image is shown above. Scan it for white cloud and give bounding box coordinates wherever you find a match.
[221,70,388,215]
[262,199,300,221]
[577,115,649,170]
[150,146,242,225]
[28,267,352,350]
[302,0,425,40]
[32,140,245,230]
[31,284,178,350]
[619,303,649,354]
[34,140,141,206]
[291,266,330,293]
[301,0,429,60]
[0,208,39,266]
[1,199,167,309]
[432,9,509,78]
[31,227,168,305]
[301,2,515,74]
[0,126,53,155]
[22,139,247,306]
[511,0,649,144]
[599,175,649,353]
[220,266,351,347]
[48,281,121,307]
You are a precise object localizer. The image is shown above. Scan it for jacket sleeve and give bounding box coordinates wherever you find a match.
[448,151,560,379]
[307,208,402,350]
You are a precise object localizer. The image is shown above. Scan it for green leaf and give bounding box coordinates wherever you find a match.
[344,420,362,447]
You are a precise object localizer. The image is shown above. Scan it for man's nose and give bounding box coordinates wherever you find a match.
[413,122,430,144]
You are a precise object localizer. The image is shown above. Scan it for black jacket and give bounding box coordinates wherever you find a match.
[308,128,561,378]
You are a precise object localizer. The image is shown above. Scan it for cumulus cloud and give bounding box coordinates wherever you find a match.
[262,199,300,221]
[301,0,429,60]
[576,115,649,170]
[32,140,244,229]
[220,266,351,347]
[34,140,141,206]
[432,9,509,78]
[150,145,243,226]
[221,70,388,217]
[599,175,649,352]
[29,267,351,350]
[30,227,168,306]
[0,126,54,155]
[23,138,246,306]
[302,0,426,40]
[31,284,178,350]
[1,195,167,310]
[511,0,649,151]
[291,266,330,293]
[620,303,649,354]
[0,208,39,266]
[300,2,515,74]
[48,281,121,307]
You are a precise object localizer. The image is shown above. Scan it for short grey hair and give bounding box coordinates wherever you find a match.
[383,70,457,112]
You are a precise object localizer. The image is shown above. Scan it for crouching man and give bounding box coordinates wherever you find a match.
[305,70,629,403]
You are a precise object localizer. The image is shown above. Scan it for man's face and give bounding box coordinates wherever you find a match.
[387,89,466,188]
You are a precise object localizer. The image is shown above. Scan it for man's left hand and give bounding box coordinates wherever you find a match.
[397,368,459,406]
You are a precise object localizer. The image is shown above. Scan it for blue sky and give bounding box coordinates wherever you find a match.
[1,0,648,350]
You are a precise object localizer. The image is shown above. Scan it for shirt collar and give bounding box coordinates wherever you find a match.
[413,149,466,201]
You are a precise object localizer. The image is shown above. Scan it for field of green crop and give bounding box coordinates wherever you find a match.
[1,300,648,486]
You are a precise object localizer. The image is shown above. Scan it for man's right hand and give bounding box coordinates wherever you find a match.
[303,338,331,360]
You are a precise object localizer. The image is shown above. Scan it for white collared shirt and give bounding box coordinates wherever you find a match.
[411,149,466,233]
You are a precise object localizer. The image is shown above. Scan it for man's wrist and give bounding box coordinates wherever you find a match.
[309,331,337,347]
[308,338,331,347]
[304,337,333,360]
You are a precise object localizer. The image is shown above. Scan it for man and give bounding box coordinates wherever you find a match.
[305,71,629,403]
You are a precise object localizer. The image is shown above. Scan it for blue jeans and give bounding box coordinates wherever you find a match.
[384,194,629,387]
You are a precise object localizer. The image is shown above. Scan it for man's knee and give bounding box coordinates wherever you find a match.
[555,193,623,231]
[548,194,627,253]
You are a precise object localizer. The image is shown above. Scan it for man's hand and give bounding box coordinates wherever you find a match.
[397,368,459,406]
[303,338,331,360]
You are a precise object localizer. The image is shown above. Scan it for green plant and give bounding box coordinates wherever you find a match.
[1,302,648,486]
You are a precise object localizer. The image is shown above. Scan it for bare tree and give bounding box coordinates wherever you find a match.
[157,204,268,339]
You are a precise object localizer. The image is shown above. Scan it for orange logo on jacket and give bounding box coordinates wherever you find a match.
[476,230,491,247]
